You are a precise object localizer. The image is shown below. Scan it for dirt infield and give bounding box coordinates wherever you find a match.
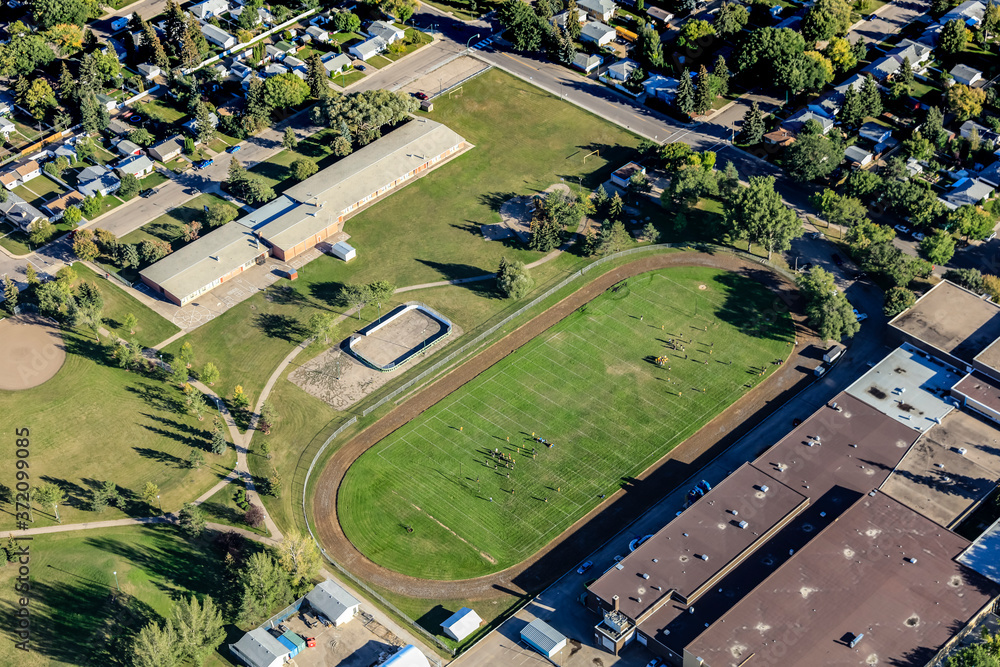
[0,315,66,391]
[351,307,448,368]
[312,252,817,600]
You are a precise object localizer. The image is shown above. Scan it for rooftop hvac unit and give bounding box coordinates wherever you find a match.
[849,633,864,648]
[738,521,749,530]
[760,485,769,493]
[641,573,650,580]
[906,557,917,564]
[699,554,708,561]
[958,447,968,456]
[688,607,695,614]
[729,509,739,516]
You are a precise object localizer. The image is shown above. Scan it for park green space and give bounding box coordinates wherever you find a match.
[0,525,241,667]
[0,325,235,530]
[121,193,232,252]
[73,263,180,347]
[339,266,795,579]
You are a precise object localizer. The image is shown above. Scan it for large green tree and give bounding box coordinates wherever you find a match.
[236,552,293,627]
[172,596,226,664]
[714,2,749,38]
[498,0,544,51]
[919,230,956,265]
[496,257,534,298]
[938,18,968,57]
[801,0,852,42]
[784,132,844,182]
[637,23,664,70]
[29,0,94,29]
[738,101,765,144]
[726,176,802,259]
[736,27,806,89]
[799,267,861,341]
[0,34,56,76]
[264,72,310,109]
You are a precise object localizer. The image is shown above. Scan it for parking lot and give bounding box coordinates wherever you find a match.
[266,609,408,667]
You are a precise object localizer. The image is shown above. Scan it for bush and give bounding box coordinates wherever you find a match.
[244,504,265,528]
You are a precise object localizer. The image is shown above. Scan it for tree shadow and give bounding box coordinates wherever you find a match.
[125,383,186,414]
[133,446,188,469]
[414,260,497,298]
[307,281,348,309]
[200,500,246,527]
[479,191,519,212]
[37,475,89,512]
[713,270,797,342]
[141,412,210,443]
[254,313,308,341]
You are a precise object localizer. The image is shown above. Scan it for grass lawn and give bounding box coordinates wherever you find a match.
[121,193,232,252]
[0,222,31,255]
[13,175,67,207]
[163,156,191,173]
[91,194,125,218]
[141,170,170,189]
[0,326,236,530]
[418,0,484,20]
[383,28,433,62]
[73,263,180,347]
[201,484,270,537]
[332,69,366,88]
[367,54,393,69]
[339,266,795,580]
[249,128,336,190]
[330,31,362,44]
[137,98,188,124]
[91,146,117,165]
[0,525,246,667]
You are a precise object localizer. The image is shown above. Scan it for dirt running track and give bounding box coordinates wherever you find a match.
[312,251,818,600]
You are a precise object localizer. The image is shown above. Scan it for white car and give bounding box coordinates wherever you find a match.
[913,232,926,241]
[894,224,910,234]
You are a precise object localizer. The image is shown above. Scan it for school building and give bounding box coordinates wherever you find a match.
[140,118,468,305]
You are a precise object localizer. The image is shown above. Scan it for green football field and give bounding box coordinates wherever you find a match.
[338,266,795,579]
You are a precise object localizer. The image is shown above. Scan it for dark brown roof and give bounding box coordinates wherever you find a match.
[588,464,808,621]
[954,371,1000,416]
[612,162,644,181]
[685,492,999,667]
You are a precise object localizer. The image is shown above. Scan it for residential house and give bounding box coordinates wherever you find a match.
[647,6,673,24]
[77,164,121,197]
[368,20,405,44]
[148,135,185,162]
[190,0,230,20]
[137,63,161,80]
[573,52,604,74]
[785,109,834,134]
[943,0,986,26]
[116,154,155,179]
[273,40,297,56]
[606,58,638,81]
[262,63,288,77]
[0,159,41,190]
[944,177,994,207]
[182,112,219,138]
[53,142,77,164]
[859,122,892,146]
[890,39,932,68]
[230,61,254,79]
[230,4,267,26]
[201,24,237,49]
[906,157,924,177]
[643,74,678,102]
[763,128,796,146]
[265,44,285,61]
[42,190,85,221]
[96,93,118,112]
[0,193,45,231]
[107,117,132,135]
[960,119,1000,145]
[115,139,143,157]
[349,36,387,61]
[951,64,983,86]
[0,116,14,141]
[581,21,616,47]
[611,162,645,188]
[228,628,288,667]
[578,0,617,22]
[306,25,329,42]
[844,145,874,168]
[322,53,353,76]
[0,91,12,116]
[863,55,899,81]
[284,55,307,79]
[210,62,228,78]
[305,580,361,626]
[552,8,587,28]
[979,161,1000,188]
[441,608,483,643]
[103,38,127,61]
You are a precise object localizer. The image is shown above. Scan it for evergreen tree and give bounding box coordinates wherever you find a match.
[193,102,215,144]
[839,85,866,130]
[57,61,75,101]
[163,0,187,57]
[676,68,695,116]
[738,101,764,144]
[694,64,713,115]
[557,25,575,65]
[860,74,882,118]
[306,53,328,99]
[637,23,664,70]
[714,55,730,97]
[79,91,108,133]
[180,15,203,68]
[282,126,298,149]
[565,0,581,39]
[896,56,913,87]
[923,106,947,146]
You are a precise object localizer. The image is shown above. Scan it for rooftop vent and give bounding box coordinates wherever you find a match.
[958,448,968,456]
[906,557,917,564]
[849,633,864,649]
[688,607,695,615]
[699,554,709,561]
[642,573,650,580]
[729,509,739,516]
[738,521,749,530]
[759,485,770,493]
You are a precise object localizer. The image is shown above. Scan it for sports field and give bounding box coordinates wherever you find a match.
[339,266,795,579]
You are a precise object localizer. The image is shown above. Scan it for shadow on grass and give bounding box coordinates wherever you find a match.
[479,191,518,213]
[715,270,796,342]
[133,446,188,469]
[38,475,90,512]
[126,383,186,414]
[200,499,248,527]
[253,312,308,342]
[415,259,497,298]
[306,281,348,309]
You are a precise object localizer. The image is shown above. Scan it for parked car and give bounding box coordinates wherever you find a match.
[894,224,909,234]
[139,189,155,198]
[913,232,925,241]
[414,92,428,100]
[194,158,214,169]
[832,254,843,266]
[577,561,593,575]
[646,659,664,667]
[853,308,868,322]
[226,144,241,153]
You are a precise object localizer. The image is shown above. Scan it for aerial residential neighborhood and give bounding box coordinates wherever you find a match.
[8,0,1000,664]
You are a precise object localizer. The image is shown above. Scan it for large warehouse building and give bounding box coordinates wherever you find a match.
[140,118,468,305]
[585,282,1000,666]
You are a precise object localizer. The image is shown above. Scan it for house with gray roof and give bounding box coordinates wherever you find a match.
[606,58,638,81]
[844,145,874,168]
[951,63,983,86]
[201,23,236,49]
[116,155,154,179]
[581,21,616,46]
[785,109,834,135]
[78,164,121,197]
[890,39,932,68]
[115,139,143,157]
[644,74,678,102]
[552,8,587,28]
[148,135,185,163]
[521,618,567,658]
[228,628,288,667]
[573,52,604,73]
[349,36,387,61]
[960,119,1000,145]
[578,0,616,21]
[859,122,892,146]
[305,579,361,626]
[306,25,329,41]
[322,52,352,76]
[368,20,404,44]
[137,63,161,80]
[190,0,229,20]
[944,177,994,208]
[943,0,986,26]
[0,193,45,231]
[863,56,899,80]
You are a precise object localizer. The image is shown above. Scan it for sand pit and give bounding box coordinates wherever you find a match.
[0,314,66,390]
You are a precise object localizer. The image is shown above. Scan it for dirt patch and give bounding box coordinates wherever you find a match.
[0,314,66,390]
[351,308,447,368]
[493,183,573,244]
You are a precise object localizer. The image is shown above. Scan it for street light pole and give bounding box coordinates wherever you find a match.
[113,570,120,591]
[466,33,480,52]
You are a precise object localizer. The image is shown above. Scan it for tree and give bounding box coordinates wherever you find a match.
[190,102,215,146]
[784,133,844,182]
[677,19,715,49]
[367,280,395,311]
[258,400,278,434]
[824,36,857,73]
[736,27,806,89]
[182,221,202,242]
[341,283,372,319]
[496,257,534,298]
[985,1,1000,40]
[949,204,995,240]
[882,286,916,317]
[896,56,914,89]
[802,51,834,90]
[738,101,765,144]
[306,53,329,100]
[179,341,195,369]
[179,502,205,536]
[282,129,299,154]
[726,176,802,259]
[72,235,101,263]
[290,158,318,181]
[799,267,860,341]
[945,267,985,293]
[860,74,883,118]
[331,11,361,32]
[128,128,155,147]
[211,424,227,455]
[45,23,83,54]
[0,34,56,77]
[608,193,624,220]
[118,172,140,200]
[131,620,180,667]
[32,482,64,522]
[714,2,749,38]
[25,264,38,288]
[79,91,109,133]
[244,504,265,528]
[141,19,170,70]
[236,552,292,626]
[181,14,208,67]
[238,0,263,29]
[802,0,852,42]
[172,595,226,664]
[121,244,140,269]
[203,202,237,229]
[565,0,581,39]
[28,219,54,247]
[713,56,731,97]
[641,222,660,243]
[201,362,219,385]
[938,18,968,57]
[139,239,171,265]
[498,0,543,51]
[21,79,55,120]
[668,164,718,206]
[597,220,631,255]
[947,83,986,120]
[676,68,695,116]
[277,533,321,588]
[920,229,956,265]
[141,481,159,510]
[307,312,335,345]
[2,277,18,313]
[29,0,92,30]
[637,23,664,70]
[89,480,121,512]
[694,64,713,115]
[171,360,189,386]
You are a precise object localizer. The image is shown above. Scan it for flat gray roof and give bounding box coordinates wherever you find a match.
[975,336,1000,375]
[283,118,466,219]
[890,280,1000,363]
[880,409,1000,526]
[237,194,297,230]
[520,618,565,652]
[256,202,331,252]
[958,515,1000,585]
[844,345,958,431]
[230,628,287,667]
[139,223,265,302]
[305,579,360,621]
[686,493,998,667]
[589,463,808,621]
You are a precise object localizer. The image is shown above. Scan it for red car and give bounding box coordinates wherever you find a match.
[414,92,428,100]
